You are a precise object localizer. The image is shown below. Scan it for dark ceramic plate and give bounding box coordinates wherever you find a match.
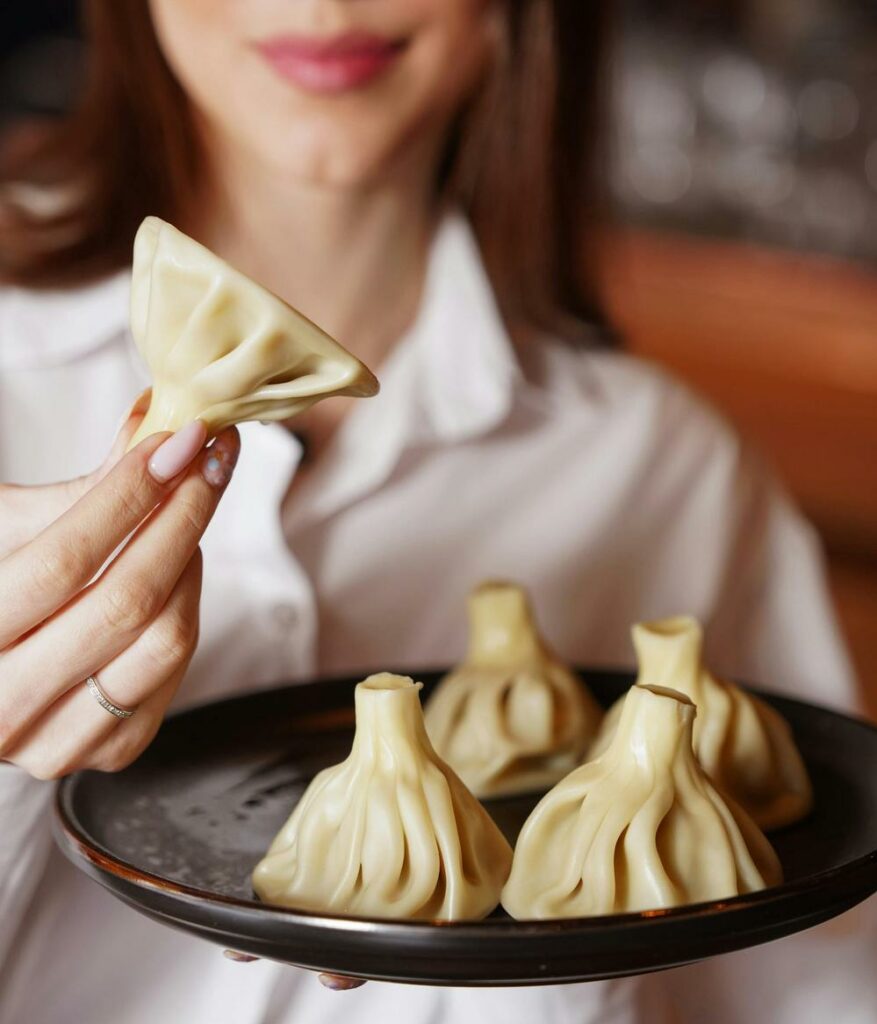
[54,669,877,986]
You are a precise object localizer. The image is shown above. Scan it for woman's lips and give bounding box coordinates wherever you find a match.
[255,33,405,94]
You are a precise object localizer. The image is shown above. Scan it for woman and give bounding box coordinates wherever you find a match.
[0,2,872,1022]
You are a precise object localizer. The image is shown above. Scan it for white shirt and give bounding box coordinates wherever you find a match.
[0,216,873,1024]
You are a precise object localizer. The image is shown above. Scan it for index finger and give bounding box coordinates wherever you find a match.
[0,422,207,649]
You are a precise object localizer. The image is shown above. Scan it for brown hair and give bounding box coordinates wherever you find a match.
[0,1,615,342]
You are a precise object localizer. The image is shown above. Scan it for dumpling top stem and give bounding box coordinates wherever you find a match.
[466,582,545,666]
[351,673,431,766]
[632,616,724,756]
[633,616,703,689]
[618,683,697,772]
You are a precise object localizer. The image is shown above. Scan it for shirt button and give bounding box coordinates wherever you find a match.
[272,604,299,628]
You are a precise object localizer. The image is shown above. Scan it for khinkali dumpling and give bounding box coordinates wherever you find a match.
[589,616,812,830]
[424,582,602,798]
[253,673,513,920]
[128,217,378,445]
[501,683,782,919]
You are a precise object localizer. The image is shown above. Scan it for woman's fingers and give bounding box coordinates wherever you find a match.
[82,674,179,774]
[317,974,367,991]
[220,960,367,988]
[1,552,201,776]
[0,431,238,751]
[64,429,237,671]
[5,673,180,781]
[87,547,202,710]
[0,419,207,649]
[0,390,150,559]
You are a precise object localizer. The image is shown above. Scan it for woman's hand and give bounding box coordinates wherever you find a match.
[222,951,366,990]
[0,398,240,779]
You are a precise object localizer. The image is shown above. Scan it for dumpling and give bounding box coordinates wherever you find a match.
[252,673,513,920]
[501,683,782,919]
[424,582,603,798]
[127,216,378,445]
[589,616,812,830]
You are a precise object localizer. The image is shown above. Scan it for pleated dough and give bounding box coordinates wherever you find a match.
[252,673,513,920]
[501,683,782,919]
[424,582,603,798]
[589,616,812,830]
[128,217,378,445]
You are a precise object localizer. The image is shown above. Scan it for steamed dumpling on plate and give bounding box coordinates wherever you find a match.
[501,683,782,919]
[589,616,812,830]
[128,216,378,446]
[252,673,512,921]
[424,582,603,798]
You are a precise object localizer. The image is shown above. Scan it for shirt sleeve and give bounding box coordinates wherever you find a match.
[0,765,56,969]
[703,440,860,714]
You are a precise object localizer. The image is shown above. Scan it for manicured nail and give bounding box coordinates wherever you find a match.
[148,421,208,482]
[223,950,258,963]
[318,973,367,991]
[202,430,240,489]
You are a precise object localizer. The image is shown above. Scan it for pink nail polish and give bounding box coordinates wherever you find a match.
[202,432,240,489]
[148,421,208,482]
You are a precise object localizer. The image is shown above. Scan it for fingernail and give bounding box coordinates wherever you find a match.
[202,431,240,489]
[223,950,258,963]
[148,421,208,482]
[318,974,367,991]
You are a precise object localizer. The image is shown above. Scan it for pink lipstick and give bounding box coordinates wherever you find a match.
[256,32,405,94]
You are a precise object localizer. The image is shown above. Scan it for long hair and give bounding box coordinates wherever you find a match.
[0,1,615,343]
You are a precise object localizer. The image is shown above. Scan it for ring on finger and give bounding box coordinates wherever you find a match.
[85,674,137,720]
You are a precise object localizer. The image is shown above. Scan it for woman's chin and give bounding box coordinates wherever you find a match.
[264,134,411,190]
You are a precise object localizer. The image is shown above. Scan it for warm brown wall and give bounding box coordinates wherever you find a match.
[602,230,877,718]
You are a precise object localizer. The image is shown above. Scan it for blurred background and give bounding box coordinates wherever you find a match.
[1,1,875,711]
[604,0,877,717]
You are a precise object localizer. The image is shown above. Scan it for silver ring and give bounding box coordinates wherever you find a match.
[85,675,136,720]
